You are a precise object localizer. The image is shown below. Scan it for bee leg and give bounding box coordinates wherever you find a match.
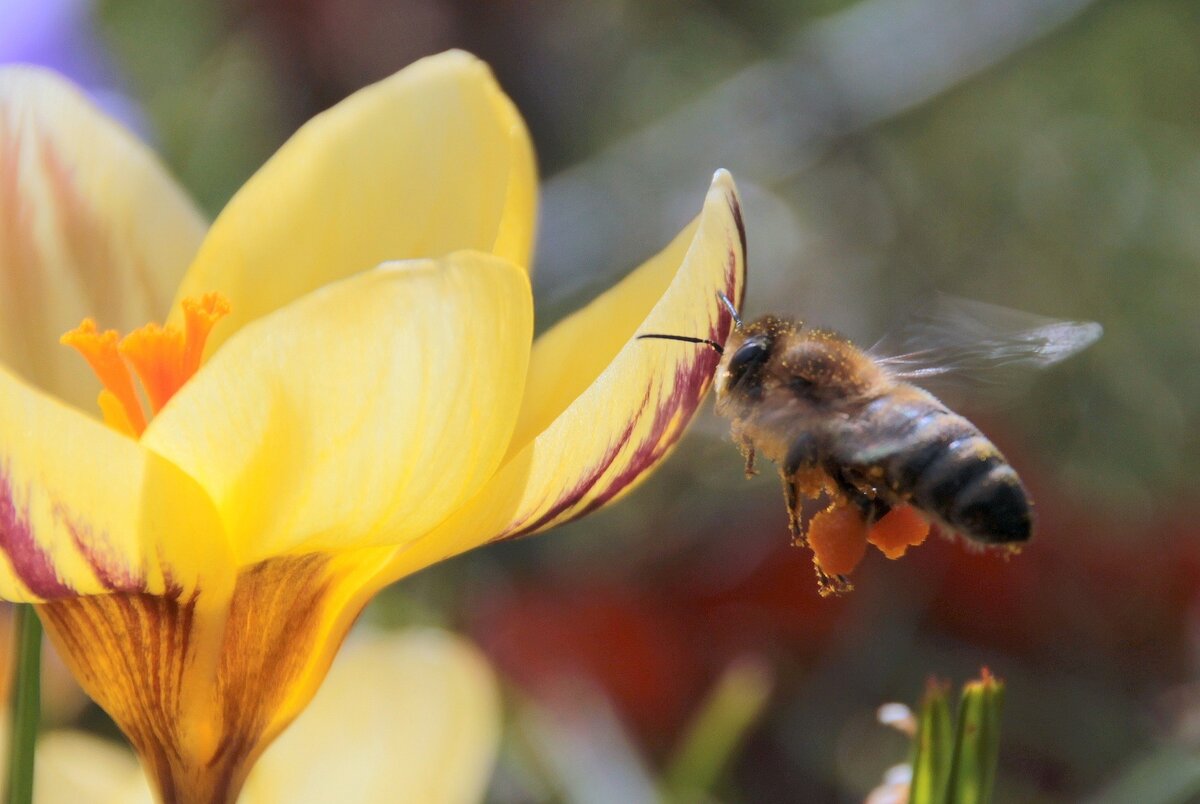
[743,443,757,478]
[815,566,854,597]
[731,431,757,477]
[782,435,819,545]
[781,473,804,545]
[783,434,818,476]
[859,495,891,526]
[829,465,890,525]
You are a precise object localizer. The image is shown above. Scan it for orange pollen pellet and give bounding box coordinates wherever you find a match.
[807,502,869,577]
[867,505,931,560]
[60,293,230,438]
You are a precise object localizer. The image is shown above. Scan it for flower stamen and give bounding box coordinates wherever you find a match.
[60,320,147,435]
[182,293,232,377]
[119,323,186,414]
[96,389,139,438]
[61,294,230,437]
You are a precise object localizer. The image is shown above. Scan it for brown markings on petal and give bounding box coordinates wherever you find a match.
[39,552,374,804]
[0,110,134,397]
[0,467,72,598]
[499,389,649,540]
[577,347,719,519]
[726,190,748,309]
[718,254,739,345]
[501,323,723,540]
[40,591,199,796]
[204,554,347,790]
[568,248,743,520]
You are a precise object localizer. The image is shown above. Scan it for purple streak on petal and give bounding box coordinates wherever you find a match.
[57,503,143,593]
[497,195,746,540]
[499,389,649,540]
[521,234,745,530]
[0,467,73,599]
[575,319,724,518]
[726,190,749,310]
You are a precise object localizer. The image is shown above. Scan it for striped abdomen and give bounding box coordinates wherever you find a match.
[834,389,1032,545]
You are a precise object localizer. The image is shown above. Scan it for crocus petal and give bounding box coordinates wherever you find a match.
[45,252,527,800]
[0,67,206,410]
[144,252,532,566]
[242,629,500,804]
[384,170,746,579]
[40,546,395,804]
[0,365,230,602]
[170,50,537,352]
[2,362,236,799]
[29,630,502,804]
[34,731,142,804]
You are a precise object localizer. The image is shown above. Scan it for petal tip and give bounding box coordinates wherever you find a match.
[710,167,735,188]
[360,50,492,102]
[413,49,491,81]
[709,169,742,209]
[430,48,484,64]
[707,170,747,302]
[705,169,743,223]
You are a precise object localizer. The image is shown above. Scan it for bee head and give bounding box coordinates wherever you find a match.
[716,315,794,404]
[715,323,885,414]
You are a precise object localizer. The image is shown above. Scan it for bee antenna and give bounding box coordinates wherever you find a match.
[717,291,743,329]
[636,333,724,355]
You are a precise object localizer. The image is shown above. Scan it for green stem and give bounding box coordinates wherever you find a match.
[6,605,41,804]
[663,657,773,802]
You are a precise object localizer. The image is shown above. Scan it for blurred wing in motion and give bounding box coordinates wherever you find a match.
[868,293,1102,395]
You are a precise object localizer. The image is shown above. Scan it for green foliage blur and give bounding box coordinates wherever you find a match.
[42,0,1200,800]
[909,673,1004,804]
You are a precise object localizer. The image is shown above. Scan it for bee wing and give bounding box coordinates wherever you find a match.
[867,293,1102,396]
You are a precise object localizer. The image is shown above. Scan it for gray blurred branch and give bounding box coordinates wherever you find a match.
[535,0,1097,311]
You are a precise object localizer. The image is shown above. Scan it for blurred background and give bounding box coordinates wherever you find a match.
[5,0,1199,800]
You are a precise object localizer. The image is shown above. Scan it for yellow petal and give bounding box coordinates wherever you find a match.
[39,547,395,804]
[145,252,532,566]
[34,629,501,804]
[243,628,500,804]
[34,732,142,804]
[0,67,206,410]
[385,170,746,579]
[171,50,537,352]
[0,365,231,602]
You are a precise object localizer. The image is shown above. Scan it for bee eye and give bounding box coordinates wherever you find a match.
[726,337,770,387]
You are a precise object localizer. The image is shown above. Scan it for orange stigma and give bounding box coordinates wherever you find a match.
[61,293,230,437]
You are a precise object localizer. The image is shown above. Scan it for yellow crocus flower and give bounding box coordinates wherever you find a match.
[33,629,501,804]
[0,51,745,803]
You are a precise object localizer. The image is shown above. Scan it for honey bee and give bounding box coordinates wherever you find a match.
[641,293,1101,595]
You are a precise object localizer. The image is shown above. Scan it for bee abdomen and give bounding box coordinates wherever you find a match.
[894,429,1032,545]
